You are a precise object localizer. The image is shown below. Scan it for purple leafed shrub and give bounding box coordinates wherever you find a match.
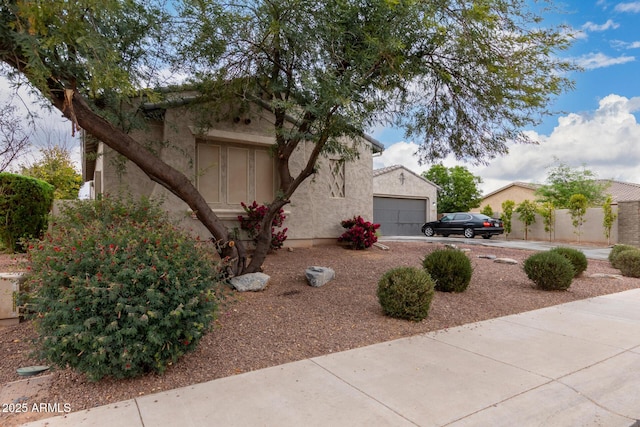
[338,215,380,249]
[238,201,288,250]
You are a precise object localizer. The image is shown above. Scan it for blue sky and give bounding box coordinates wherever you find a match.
[373,0,640,194]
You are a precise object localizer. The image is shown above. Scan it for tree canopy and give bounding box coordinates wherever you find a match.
[21,146,83,199]
[0,0,577,273]
[423,164,483,214]
[536,161,609,209]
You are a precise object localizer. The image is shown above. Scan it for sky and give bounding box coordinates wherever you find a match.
[372,0,640,195]
[2,0,640,198]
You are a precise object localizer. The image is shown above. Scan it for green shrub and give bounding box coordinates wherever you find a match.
[616,250,640,278]
[422,248,473,292]
[25,196,223,381]
[377,267,435,321]
[523,251,574,291]
[549,247,588,277]
[608,244,639,269]
[0,173,54,252]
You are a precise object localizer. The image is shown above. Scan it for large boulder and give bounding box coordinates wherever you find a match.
[305,266,335,287]
[230,272,270,292]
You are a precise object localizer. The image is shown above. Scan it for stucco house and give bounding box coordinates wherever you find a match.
[82,98,384,247]
[476,181,541,214]
[373,165,439,236]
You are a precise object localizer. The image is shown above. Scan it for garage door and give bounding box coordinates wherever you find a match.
[373,197,426,236]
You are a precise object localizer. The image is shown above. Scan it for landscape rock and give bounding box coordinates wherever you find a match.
[230,272,270,292]
[494,258,518,265]
[478,254,497,260]
[589,273,623,280]
[373,242,390,251]
[305,266,335,287]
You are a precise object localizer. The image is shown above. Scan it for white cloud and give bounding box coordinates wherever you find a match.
[615,2,640,13]
[375,95,640,195]
[582,19,619,32]
[573,52,635,69]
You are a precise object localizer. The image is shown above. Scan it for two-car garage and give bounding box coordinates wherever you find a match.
[372,165,439,236]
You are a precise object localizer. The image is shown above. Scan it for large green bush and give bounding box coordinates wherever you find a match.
[523,251,574,291]
[0,173,54,252]
[608,244,639,269]
[377,267,435,321]
[616,250,640,278]
[25,196,223,381]
[549,247,588,278]
[422,248,473,292]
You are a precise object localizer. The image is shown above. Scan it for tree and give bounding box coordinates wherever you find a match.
[515,200,537,240]
[0,99,30,172]
[501,200,516,240]
[480,205,494,217]
[536,161,609,208]
[0,0,576,274]
[21,146,83,199]
[602,195,617,245]
[423,165,483,214]
[537,201,555,241]
[568,193,588,243]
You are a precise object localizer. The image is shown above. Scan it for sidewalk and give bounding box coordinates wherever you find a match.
[22,288,640,427]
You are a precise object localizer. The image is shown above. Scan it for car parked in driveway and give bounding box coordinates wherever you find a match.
[421,213,504,239]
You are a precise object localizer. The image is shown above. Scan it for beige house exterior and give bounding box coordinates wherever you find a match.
[476,182,540,214]
[373,165,439,236]
[83,100,383,247]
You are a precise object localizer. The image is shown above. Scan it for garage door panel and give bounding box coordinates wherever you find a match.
[373,197,426,236]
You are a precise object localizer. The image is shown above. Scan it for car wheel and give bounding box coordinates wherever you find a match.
[463,228,475,238]
[423,226,435,237]
[482,235,491,239]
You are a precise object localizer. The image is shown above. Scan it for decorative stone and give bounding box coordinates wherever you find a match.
[305,266,335,287]
[494,258,518,265]
[589,273,623,280]
[230,272,270,292]
[460,248,471,253]
[478,254,497,259]
[444,244,458,250]
[373,242,389,251]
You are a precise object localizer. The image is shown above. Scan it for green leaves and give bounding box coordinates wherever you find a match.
[423,164,483,214]
[25,196,224,381]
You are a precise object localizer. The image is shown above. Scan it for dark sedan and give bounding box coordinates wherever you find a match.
[421,213,504,239]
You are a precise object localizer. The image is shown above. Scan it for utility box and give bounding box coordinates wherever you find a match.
[0,273,23,326]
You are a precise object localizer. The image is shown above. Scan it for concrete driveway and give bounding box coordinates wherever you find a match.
[379,235,612,260]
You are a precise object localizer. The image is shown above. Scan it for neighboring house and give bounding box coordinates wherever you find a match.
[373,165,439,236]
[82,98,383,247]
[597,180,640,204]
[477,181,541,214]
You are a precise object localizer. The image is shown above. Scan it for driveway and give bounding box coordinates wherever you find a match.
[379,235,612,260]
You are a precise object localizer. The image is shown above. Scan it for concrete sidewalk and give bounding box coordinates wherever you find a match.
[23,289,640,427]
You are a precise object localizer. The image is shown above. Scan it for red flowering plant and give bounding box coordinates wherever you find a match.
[237,201,288,251]
[23,196,223,381]
[338,215,380,249]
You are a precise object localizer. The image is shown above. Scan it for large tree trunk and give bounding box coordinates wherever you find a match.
[56,89,247,275]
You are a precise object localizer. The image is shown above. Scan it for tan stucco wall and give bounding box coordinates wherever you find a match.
[373,168,438,222]
[92,105,374,245]
[478,186,537,214]
[508,207,619,244]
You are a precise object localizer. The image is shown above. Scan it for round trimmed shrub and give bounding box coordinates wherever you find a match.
[609,244,639,269]
[549,247,588,277]
[616,249,640,278]
[25,196,223,381]
[0,173,54,252]
[523,251,574,291]
[422,248,473,292]
[377,267,435,321]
